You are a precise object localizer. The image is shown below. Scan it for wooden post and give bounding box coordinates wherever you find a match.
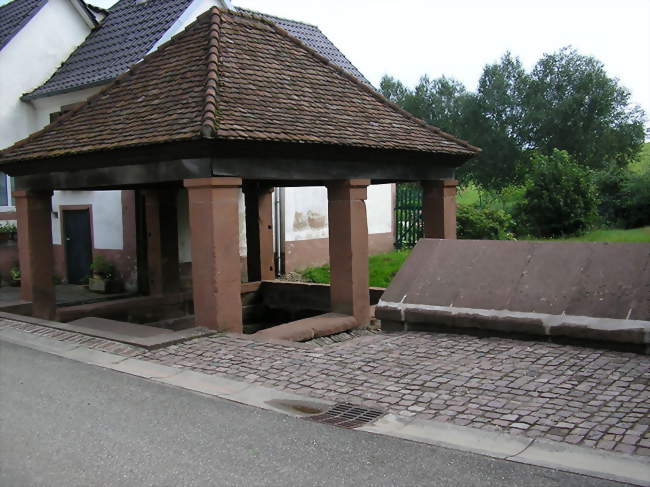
[244,185,275,282]
[143,188,180,295]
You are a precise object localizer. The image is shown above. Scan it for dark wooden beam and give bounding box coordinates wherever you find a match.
[16,158,212,191]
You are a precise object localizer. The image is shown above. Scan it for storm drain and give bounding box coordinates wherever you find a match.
[306,402,384,429]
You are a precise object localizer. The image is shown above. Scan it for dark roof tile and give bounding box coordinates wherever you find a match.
[23,0,195,99]
[0,0,47,50]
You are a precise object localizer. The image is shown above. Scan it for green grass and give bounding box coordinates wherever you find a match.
[301,249,411,288]
[457,183,525,212]
[457,183,481,206]
[545,226,650,243]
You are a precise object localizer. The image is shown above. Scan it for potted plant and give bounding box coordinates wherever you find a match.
[9,266,20,286]
[88,255,120,293]
[0,223,17,243]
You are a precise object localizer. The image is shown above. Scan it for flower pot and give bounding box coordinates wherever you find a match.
[88,277,122,294]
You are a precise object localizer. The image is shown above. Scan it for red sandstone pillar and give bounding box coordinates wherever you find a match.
[143,188,180,295]
[184,177,242,332]
[422,179,458,239]
[327,179,370,326]
[14,190,56,319]
[244,185,275,282]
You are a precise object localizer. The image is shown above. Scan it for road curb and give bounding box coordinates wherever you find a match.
[2,326,648,486]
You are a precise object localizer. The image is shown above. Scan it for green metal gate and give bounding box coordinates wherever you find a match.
[394,183,423,248]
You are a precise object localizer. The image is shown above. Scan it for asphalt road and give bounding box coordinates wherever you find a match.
[0,340,630,487]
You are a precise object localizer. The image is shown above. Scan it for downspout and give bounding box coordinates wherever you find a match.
[273,187,285,276]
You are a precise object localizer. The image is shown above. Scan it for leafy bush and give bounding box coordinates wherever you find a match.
[0,223,17,234]
[619,170,650,228]
[515,149,599,237]
[457,204,515,240]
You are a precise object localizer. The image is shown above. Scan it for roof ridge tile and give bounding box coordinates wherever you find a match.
[201,9,222,138]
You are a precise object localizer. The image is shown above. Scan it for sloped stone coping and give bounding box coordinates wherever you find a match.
[377,300,650,353]
[0,311,213,349]
[254,313,358,342]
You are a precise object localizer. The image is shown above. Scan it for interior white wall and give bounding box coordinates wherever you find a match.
[284,184,393,242]
[0,0,91,151]
[51,190,124,250]
[367,183,393,234]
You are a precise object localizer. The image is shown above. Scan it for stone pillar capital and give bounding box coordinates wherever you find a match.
[327,179,370,201]
[183,177,242,189]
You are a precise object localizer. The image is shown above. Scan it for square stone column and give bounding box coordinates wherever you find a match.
[14,190,56,320]
[142,188,180,295]
[244,185,275,282]
[184,177,242,332]
[422,179,458,239]
[327,179,370,326]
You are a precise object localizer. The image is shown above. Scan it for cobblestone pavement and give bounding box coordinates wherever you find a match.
[142,332,650,457]
[3,317,649,457]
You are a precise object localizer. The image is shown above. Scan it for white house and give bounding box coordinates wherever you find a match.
[0,0,394,288]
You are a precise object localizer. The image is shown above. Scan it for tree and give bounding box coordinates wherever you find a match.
[380,47,645,192]
[523,47,645,169]
[515,150,599,237]
[380,74,472,136]
[457,53,529,190]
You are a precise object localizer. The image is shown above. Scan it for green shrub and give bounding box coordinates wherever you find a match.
[593,163,628,226]
[619,171,650,228]
[457,204,515,240]
[515,149,599,237]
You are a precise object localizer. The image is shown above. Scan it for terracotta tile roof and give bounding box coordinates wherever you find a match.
[236,7,371,86]
[0,8,480,163]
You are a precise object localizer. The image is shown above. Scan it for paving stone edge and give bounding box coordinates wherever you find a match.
[1,326,648,486]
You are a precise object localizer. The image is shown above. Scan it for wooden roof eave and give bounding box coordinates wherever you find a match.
[3,139,477,192]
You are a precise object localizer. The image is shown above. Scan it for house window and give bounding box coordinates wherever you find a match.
[0,172,14,207]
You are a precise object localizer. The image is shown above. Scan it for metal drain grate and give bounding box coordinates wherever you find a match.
[306,402,384,429]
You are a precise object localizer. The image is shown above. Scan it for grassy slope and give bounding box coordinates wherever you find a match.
[552,226,650,242]
[300,226,650,286]
[301,249,411,288]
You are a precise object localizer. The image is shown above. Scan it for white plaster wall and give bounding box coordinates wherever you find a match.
[367,183,393,234]
[51,190,124,250]
[0,0,91,151]
[284,184,393,242]
[30,85,105,130]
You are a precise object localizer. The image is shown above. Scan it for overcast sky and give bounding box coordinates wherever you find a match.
[6,0,650,128]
